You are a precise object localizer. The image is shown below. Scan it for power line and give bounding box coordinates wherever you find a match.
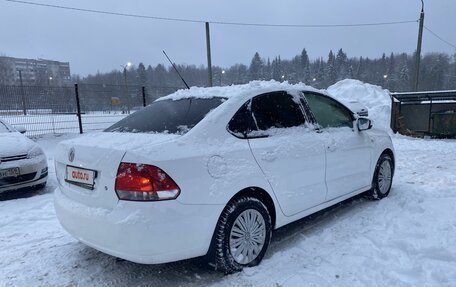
[424,26,456,50]
[211,19,418,28]
[5,0,418,28]
[5,0,203,24]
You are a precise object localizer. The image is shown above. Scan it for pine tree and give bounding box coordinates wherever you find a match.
[300,48,311,83]
[356,57,364,80]
[289,55,300,83]
[237,64,248,84]
[399,57,410,91]
[271,56,282,81]
[347,64,354,79]
[378,53,387,85]
[421,53,450,90]
[335,48,348,80]
[451,53,456,89]
[264,58,272,80]
[314,57,325,88]
[248,52,264,81]
[153,64,167,86]
[386,52,396,90]
[146,65,154,85]
[325,50,337,86]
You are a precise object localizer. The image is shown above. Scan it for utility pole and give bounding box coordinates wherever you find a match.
[414,0,425,91]
[123,67,130,114]
[121,62,132,114]
[205,22,213,87]
[18,70,27,115]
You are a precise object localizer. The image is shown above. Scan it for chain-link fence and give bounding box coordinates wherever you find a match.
[0,84,181,137]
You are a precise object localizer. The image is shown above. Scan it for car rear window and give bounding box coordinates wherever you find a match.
[105,98,225,134]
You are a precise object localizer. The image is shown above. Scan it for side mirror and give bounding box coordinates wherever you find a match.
[357,118,372,131]
[16,126,27,134]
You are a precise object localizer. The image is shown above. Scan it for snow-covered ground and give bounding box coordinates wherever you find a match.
[1,80,455,286]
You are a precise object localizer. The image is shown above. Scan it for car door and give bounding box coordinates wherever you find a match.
[302,92,373,200]
[239,91,327,217]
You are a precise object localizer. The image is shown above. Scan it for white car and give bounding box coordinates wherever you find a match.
[54,82,394,273]
[0,119,47,193]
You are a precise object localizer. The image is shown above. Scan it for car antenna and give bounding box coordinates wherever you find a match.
[163,50,190,89]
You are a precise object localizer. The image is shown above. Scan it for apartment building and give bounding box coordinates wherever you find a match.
[0,56,71,86]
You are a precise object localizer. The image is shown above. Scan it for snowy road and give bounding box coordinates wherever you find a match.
[1,134,456,287]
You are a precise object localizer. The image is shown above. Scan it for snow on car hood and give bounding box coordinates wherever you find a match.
[0,132,35,157]
[59,131,180,152]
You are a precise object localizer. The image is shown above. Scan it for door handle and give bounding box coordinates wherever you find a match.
[327,139,337,152]
[327,145,337,152]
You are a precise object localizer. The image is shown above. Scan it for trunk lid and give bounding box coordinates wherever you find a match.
[55,132,179,210]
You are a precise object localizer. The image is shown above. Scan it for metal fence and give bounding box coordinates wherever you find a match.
[390,90,456,138]
[0,84,181,137]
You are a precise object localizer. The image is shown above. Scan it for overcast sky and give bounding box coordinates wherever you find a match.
[1,0,455,76]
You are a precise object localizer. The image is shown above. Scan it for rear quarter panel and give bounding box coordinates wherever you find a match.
[121,129,276,207]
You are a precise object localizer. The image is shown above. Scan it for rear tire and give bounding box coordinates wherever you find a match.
[365,154,393,200]
[210,196,272,274]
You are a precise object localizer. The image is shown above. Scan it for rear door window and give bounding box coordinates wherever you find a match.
[227,91,307,138]
[251,92,306,131]
[105,98,225,134]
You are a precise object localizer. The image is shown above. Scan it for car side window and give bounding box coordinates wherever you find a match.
[304,93,354,128]
[227,92,307,138]
[251,92,306,131]
[227,100,257,137]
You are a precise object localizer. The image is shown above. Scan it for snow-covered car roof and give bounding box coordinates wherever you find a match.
[156,80,327,104]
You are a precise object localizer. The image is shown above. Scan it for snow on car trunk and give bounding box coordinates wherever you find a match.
[54,132,179,210]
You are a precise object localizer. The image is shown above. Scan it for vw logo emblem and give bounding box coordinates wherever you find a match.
[68,147,75,162]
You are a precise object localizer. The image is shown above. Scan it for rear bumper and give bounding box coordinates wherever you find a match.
[54,186,223,264]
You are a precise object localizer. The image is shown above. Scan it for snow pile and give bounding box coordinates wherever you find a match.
[327,79,391,131]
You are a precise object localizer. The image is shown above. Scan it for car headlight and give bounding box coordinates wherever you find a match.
[28,145,45,158]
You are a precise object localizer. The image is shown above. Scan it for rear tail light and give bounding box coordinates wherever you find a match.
[115,162,180,201]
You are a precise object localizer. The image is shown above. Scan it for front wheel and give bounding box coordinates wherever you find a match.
[210,196,272,274]
[366,154,394,200]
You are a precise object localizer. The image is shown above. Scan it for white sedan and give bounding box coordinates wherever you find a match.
[54,82,394,273]
[0,119,47,193]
